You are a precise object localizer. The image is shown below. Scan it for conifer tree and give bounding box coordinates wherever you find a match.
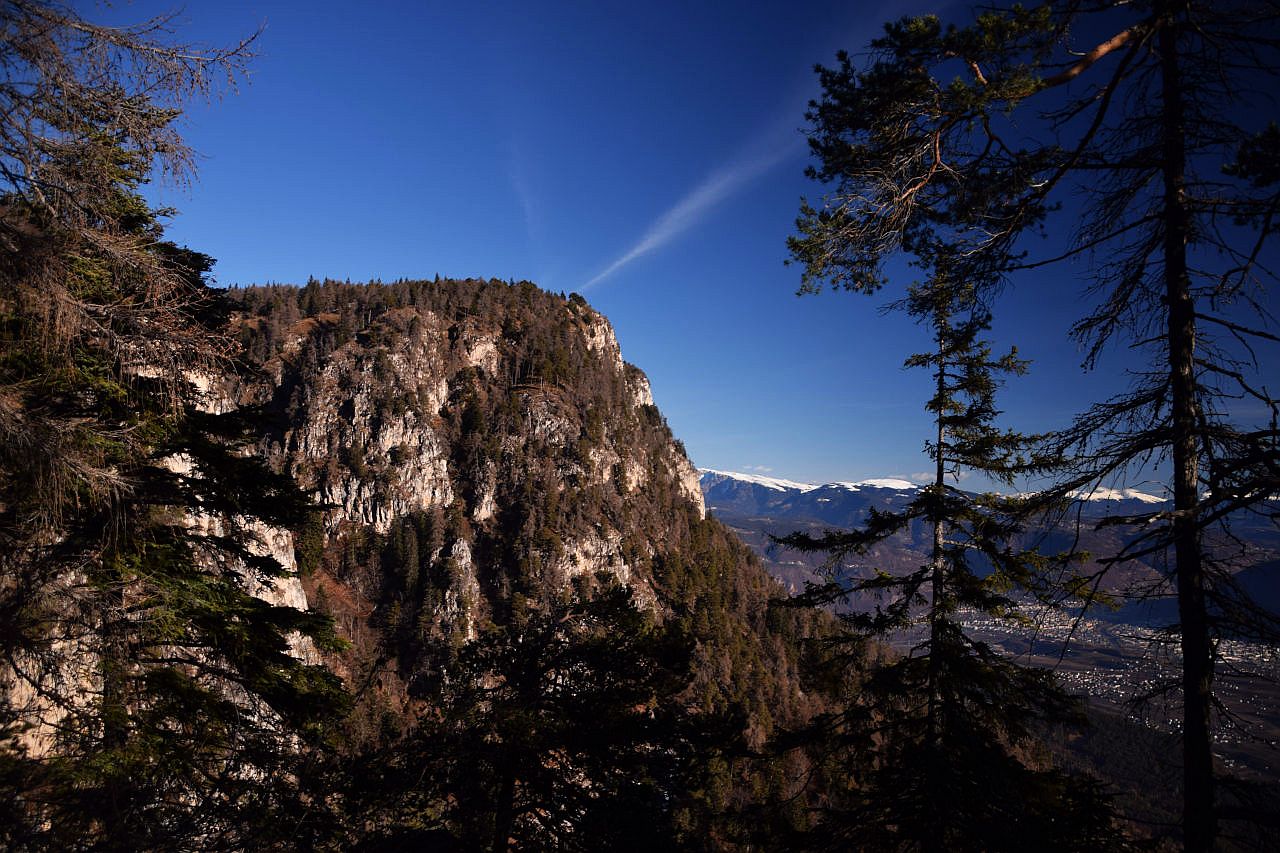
[778,249,1117,851]
[0,2,350,847]
[788,4,1279,848]
[359,575,696,852]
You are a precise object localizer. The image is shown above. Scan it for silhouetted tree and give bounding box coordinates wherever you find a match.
[370,576,694,851]
[0,3,350,848]
[789,4,1280,848]
[779,251,1118,851]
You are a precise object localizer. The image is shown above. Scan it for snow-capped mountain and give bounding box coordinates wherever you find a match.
[1067,485,1166,504]
[699,469,1277,614]
[701,468,1170,523]
[697,469,930,594]
[697,469,817,493]
[697,469,1179,595]
[699,469,923,528]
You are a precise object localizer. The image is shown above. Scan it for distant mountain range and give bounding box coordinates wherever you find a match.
[699,469,1279,621]
[699,468,1168,523]
[699,469,927,530]
[699,468,957,596]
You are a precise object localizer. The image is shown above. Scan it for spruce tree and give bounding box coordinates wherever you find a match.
[360,575,695,852]
[788,4,1279,848]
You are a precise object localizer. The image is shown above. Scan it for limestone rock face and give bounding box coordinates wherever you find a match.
[626,365,656,409]
[674,453,706,517]
[4,571,97,756]
[4,280,806,804]
[2,435,324,760]
[187,375,319,660]
[231,280,708,642]
[580,313,625,372]
[254,309,456,534]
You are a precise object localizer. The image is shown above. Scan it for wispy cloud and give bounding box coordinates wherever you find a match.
[577,0,917,293]
[582,131,798,290]
[506,141,540,250]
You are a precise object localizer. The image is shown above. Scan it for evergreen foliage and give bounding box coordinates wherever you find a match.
[778,260,1120,850]
[790,3,1280,848]
[0,3,350,848]
[381,576,696,851]
[231,278,834,848]
[16,0,1267,847]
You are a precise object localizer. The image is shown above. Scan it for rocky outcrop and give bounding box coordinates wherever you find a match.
[3,571,97,756]
[254,309,456,534]
[231,280,708,641]
[219,280,822,806]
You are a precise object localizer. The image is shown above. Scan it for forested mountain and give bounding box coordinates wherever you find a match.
[221,278,832,847]
[6,0,1274,848]
[703,469,1280,849]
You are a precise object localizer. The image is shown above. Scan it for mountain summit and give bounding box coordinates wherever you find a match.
[221,279,828,841]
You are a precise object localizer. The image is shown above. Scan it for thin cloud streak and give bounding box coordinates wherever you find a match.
[505,141,540,249]
[577,0,924,293]
[582,139,796,290]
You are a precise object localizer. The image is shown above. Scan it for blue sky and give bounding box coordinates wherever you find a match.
[93,0,1271,488]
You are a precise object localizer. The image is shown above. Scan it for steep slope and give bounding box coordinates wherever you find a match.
[231,281,712,634]
[226,279,827,844]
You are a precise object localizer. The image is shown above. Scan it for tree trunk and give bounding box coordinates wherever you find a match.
[99,579,134,849]
[924,338,948,853]
[1159,14,1216,853]
[927,339,947,753]
[491,763,516,853]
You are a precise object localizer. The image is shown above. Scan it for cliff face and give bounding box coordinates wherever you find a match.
[5,380,325,759]
[232,282,702,628]
[228,281,809,741]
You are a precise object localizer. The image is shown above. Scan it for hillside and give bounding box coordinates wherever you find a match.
[701,469,1280,819]
[224,279,830,847]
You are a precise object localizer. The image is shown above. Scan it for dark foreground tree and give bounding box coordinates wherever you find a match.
[790,4,1280,848]
[350,575,697,852]
[778,253,1119,851]
[1,3,350,848]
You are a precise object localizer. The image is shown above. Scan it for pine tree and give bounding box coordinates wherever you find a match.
[362,575,695,852]
[778,254,1118,851]
[788,5,1279,848]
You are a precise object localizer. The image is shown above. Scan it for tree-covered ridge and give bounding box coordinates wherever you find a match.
[228,278,834,848]
[9,0,1274,847]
